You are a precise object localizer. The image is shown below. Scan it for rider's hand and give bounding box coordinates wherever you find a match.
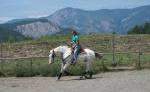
[70,42,73,45]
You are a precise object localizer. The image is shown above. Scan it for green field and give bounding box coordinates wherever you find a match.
[0,34,150,77]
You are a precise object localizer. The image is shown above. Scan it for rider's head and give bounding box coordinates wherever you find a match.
[69,28,78,35]
[72,30,77,35]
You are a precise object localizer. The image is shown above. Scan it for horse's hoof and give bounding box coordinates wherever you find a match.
[57,78,60,81]
[111,63,117,67]
[84,75,88,79]
[84,75,92,79]
[80,76,83,79]
[79,76,85,80]
[64,71,71,76]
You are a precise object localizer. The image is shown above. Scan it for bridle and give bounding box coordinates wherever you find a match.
[51,50,56,62]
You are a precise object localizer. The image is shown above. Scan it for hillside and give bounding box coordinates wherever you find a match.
[0,18,62,39]
[0,24,27,43]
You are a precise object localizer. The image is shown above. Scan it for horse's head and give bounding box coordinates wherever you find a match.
[48,46,70,64]
[48,50,56,64]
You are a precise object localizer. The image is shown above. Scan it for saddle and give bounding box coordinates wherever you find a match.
[79,46,85,53]
[71,44,85,54]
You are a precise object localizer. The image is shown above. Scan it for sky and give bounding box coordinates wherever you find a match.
[0,0,150,23]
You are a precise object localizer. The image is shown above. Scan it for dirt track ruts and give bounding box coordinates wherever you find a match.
[0,69,150,92]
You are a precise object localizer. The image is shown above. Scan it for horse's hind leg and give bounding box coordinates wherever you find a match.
[88,71,93,79]
[85,60,93,79]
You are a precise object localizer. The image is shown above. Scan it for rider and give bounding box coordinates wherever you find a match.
[71,30,80,64]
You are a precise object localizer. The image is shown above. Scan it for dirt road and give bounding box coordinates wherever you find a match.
[0,69,150,92]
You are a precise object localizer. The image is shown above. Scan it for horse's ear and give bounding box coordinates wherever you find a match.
[53,50,56,54]
[52,50,56,56]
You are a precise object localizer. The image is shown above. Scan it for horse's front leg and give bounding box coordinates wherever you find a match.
[57,63,64,80]
[57,62,70,80]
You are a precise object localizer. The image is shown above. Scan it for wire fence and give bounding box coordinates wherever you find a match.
[0,34,150,77]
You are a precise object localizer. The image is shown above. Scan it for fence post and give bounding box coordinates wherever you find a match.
[0,41,3,71]
[112,32,117,66]
[0,40,2,58]
[137,35,142,70]
[101,59,108,72]
[15,60,19,77]
[38,60,41,74]
[137,48,142,70]
[0,41,5,76]
[8,42,10,58]
[30,58,33,76]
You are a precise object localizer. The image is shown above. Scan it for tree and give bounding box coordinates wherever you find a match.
[128,25,142,34]
[143,23,150,34]
[127,22,150,34]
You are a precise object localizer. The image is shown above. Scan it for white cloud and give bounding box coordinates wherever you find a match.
[27,14,48,18]
[0,15,49,24]
[0,17,15,24]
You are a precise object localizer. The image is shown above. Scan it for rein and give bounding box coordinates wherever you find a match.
[62,55,72,64]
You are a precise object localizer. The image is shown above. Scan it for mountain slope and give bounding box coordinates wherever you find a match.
[47,5,150,34]
[2,18,62,39]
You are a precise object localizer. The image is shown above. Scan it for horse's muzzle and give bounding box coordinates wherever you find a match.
[48,60,52,64]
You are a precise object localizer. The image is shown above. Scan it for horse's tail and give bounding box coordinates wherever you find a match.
[95,52,103,59]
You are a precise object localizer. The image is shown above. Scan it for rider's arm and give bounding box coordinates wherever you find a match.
[75,35,79,45]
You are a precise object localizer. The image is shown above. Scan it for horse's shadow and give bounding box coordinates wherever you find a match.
[58,76,103,81]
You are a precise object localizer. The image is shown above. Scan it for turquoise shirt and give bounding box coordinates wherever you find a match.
[71,35,79,44]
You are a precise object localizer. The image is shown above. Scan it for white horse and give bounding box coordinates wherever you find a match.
[48,45,103,80]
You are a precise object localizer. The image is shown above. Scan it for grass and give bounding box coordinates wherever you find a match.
[0,53,149,77]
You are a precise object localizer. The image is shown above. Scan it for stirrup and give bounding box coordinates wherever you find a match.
[71,60,76,65]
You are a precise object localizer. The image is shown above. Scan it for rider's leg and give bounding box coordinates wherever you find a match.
[71,44,75,62]
[73,48,78,63]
